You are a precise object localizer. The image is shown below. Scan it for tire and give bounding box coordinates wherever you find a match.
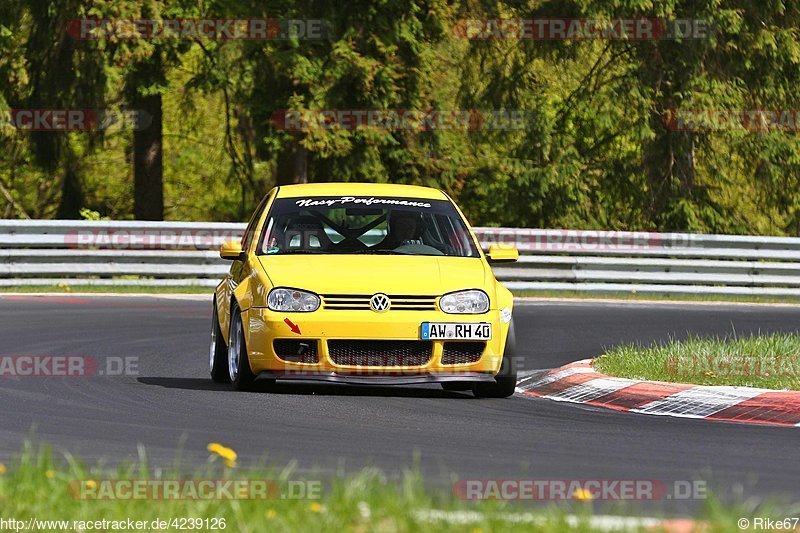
[441,382,473,391]
[473,319,518,398]
[209,297,230,382]
[228,304,257,391]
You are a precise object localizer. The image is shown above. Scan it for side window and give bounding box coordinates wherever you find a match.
[241,195,271,252]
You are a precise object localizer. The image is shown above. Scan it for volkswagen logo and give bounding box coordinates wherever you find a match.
[369,293,391,313]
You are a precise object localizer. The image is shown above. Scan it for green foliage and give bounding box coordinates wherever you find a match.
[1,0,800,234]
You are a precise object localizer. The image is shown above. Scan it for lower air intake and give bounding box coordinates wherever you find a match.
[328,340,433,367]
[441,342,485,365]
[273,339,319,364]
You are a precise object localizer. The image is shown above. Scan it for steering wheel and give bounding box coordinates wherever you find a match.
[393,243,444,255]
[333,237,368,252]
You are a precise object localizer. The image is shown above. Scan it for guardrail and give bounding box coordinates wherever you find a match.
[2,220,800,295]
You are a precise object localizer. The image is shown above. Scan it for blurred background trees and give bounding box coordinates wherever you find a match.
[1,0,799,235]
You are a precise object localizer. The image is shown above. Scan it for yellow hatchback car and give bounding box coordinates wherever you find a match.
[209,183,520,397]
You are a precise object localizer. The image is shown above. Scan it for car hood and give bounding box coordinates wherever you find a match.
[257,254,489,296]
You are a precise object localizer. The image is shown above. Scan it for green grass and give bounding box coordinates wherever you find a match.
[0,442,777,532]
[595,333,800,390]
[0,284,211,294]
[512,289,800,305]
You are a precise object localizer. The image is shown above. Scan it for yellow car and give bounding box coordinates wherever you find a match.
[209,183,520,397]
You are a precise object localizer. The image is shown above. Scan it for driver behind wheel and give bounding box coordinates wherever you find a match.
[383,211,424,248]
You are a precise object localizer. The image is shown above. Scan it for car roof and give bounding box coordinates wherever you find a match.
[274,182,449,200]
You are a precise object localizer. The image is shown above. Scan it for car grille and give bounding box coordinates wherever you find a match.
[273,339,319,364]
[327,340,433,367]
[321,294,437,311]
[441,342,486,365]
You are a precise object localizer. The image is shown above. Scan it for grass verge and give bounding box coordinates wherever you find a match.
[0,284,211,294]
[513,289,800,305]
[0,442,777,532]
[595,333,800,390]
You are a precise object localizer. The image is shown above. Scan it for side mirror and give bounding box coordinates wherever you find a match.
[220,240,245,261]
[486,244,519,264]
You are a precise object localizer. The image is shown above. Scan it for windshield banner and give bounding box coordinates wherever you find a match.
[294,197,433,209]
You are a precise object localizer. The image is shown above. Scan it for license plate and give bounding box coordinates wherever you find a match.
[420,322,492,341]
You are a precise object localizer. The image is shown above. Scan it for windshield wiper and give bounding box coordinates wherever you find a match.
[270,250,324,255]
[352,249,409,255]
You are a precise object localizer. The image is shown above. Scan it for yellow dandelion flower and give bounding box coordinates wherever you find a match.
[572,488,594,501]
[46,470,55,479]
[309,502,325,513]
[207,443,238,463]
[265,510,277,519]
[0,464,6,475]
[85,480,97,490]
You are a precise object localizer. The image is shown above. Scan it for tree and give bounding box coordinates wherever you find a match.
[193,0,459,199]
[0,0,108,219]
[116,2,192,220]
[125,50,166,220]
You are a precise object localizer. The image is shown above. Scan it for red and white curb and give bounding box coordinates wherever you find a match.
[517,360,800,427]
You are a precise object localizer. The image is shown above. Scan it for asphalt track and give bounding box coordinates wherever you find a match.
[1,294,799,512]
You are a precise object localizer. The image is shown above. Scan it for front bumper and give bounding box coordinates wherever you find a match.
[244,308,510,377]
[254,371,496,385]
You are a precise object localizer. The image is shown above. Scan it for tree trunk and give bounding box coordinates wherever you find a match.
[55,164,83,219]
[643,106,695,226]
[276,140,308,185]
[126,50,165,221]
[132,91,164,220]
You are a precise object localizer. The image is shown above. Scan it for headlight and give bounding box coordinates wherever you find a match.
[439,290,489,314]
[268,288,320,312]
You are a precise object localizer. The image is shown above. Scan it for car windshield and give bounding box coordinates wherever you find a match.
[258,196,480,257]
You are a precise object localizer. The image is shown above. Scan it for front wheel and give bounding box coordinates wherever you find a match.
[228,305,257,391]
[209,297,229,383]
[473,319,518,398]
